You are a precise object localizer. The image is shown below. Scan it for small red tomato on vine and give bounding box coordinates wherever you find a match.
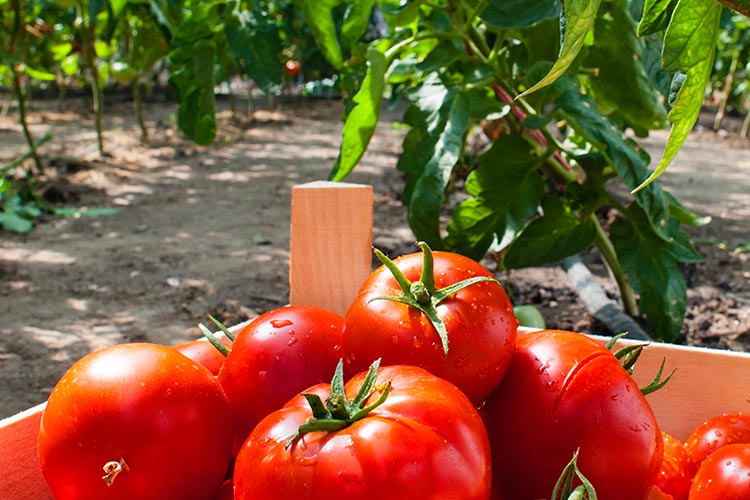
[284,59,301,77]
[343,242,518,405]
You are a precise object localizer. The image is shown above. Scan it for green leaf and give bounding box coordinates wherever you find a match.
[293,0,344,69]
[583,1,667,130]
[0,211,34,233]
[610,204,689,342]
[329,46,387,181]
[519,0,602,98]
[555,85,671,242]
[170,39,217,145]
[224,10,284,93]
[23,66,56,81]
[54,206,121,218]
[503,197,597,268]
[638,0,678,36]
[398,77,472,248]
[445,135,544,260]
[342,0,376,49]
[634,0,722,192]
[481,0,561,29]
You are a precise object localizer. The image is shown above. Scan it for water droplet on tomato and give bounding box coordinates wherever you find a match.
[412,336,423,348]
[257,371,268,382]
[544,380,557,392]
[707,439,720,450]
[287,337,298,346]
[391,335,400,346]
[453,357,469,369]
[271,319,293,328]
[610,394,618,401]
[332,344,341,351]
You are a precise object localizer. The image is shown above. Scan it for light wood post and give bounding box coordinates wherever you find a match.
[289,181,373,317]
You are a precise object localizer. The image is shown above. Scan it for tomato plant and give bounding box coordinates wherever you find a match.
[343,242,517,405]
[233,360,492,500]
[689,443,750,499]
[482,329,663,500]
[38,343,233,500]
[284,59,301,77]
[685,412,750,469]
[217,305,345,454]
[653,432,693,500]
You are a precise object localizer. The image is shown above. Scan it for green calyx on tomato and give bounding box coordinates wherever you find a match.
[285,359,390,448]
[605,332,675,395]
[372,242,500,355]
[551,450,598,500]
[199,315,237,356]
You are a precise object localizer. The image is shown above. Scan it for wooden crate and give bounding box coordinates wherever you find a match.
[2,181,749,499]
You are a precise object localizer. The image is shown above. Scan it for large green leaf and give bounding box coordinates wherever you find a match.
[610,204,690,342]
[504,197,597,269]
[293,0,344,69]
[583,1,667,131]
[397,76,472,248]
[519,0,602,98]
[328,45,387,181]
[445,135,544,260]
[342,0,376,49]
[634,0,722,192]
[481,0,561,28]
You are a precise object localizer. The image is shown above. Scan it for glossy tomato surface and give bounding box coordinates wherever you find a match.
[689,443,750,499]
[685,412,750,469]
[482,329,663,500]
[653,432,693,500]
[38,343,233,500]
[234,364,492,500]
[218,305,345,454]
[343,249,517,404]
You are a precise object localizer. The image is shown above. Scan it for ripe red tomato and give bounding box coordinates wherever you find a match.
[218,305,345,454]
[685,412,750,469]
[482,329,663,500]
[646,485,676,500]
[284,59,301,77]
[653,432,693,500]
[233,363,492,500]
[173,333,232,375]
[689,443,750,499]
[38,343,233,500]
[343,244,517,404]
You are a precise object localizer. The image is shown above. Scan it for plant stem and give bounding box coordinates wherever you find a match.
[590,215,638,317]
[133,81,148,142]
[87,59,105,155]
[10,66,44,174]
[713,49,739,131]
[717,0,750,16]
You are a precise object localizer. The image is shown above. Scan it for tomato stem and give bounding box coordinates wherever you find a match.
[285,359,390,449]
[101,458,129,487]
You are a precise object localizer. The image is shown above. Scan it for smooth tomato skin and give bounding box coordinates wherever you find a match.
[343,250,517,405]
[653,432,693,500]
[38,343,233,500]
[218,305,345,454]
[689,443,750,499]
[482,330,663,500]
[685,412,750,469]
[233,364,492,500]
[173,333,232,375]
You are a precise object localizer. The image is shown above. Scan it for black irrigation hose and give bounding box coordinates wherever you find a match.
[562,255,652,341]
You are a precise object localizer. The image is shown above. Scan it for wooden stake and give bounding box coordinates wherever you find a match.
[289,181,373,317]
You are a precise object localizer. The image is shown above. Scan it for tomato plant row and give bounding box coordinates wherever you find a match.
[37,243,683,500]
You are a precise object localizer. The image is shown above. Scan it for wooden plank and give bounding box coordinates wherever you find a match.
[289,181,373,317]
[0,403,54,500]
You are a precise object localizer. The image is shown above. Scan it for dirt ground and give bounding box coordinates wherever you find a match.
[1,97,748,419]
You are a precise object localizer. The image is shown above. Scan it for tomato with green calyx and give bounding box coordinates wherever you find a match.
[482,329,663,500]
[343,242,517,405]
[689,443,750,499]
[685,412,750,470]
[173,331,232,375]
[38,343,233,500]
[233,360,492,500]
[217,305,344,454]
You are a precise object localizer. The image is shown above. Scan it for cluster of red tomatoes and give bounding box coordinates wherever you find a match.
[651,412,750,500]
[38,243,687,500]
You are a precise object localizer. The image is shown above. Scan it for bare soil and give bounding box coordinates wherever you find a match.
[1,97,748,419]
